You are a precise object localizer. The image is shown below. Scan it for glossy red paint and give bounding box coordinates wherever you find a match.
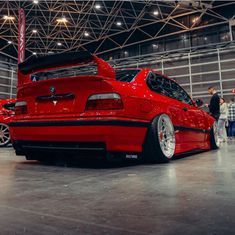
[0,99,16,125]
[0,99,16,147]
[10,53,215,158]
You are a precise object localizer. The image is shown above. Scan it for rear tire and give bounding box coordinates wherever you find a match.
[0,123,11,147]
[210,122,219,150]
[143,114,176,163]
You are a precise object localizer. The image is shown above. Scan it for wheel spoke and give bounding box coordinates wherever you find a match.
[0,124,10,146]
[157,115,176,159]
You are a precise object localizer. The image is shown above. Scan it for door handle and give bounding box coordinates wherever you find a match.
[182,107,188,112]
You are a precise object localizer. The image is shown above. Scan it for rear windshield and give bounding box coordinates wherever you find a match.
[3,102,15,111]
[30,65,140,83]
[115,69,140,82]
[30,63,97,82]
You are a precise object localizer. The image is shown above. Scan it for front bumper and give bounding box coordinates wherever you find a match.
[10,119,149,154]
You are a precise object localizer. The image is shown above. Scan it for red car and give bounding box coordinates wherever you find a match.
[10,51,219,163]
[0,99,16,147]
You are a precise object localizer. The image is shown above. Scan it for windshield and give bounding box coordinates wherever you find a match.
[30,66,140,83]
[30,62,98,82]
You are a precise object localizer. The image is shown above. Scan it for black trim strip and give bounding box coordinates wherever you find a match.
[9,120,150,128]
[9,120,209,133]
[36,93,75,101]
[174,125,210,134]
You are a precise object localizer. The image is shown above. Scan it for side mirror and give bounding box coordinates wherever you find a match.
[195,99,204,107]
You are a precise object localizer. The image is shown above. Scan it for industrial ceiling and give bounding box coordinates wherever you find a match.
[0,0,234,60]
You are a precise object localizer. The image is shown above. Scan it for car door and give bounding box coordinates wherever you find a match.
[147,73,188,151]
[169,80,207,145]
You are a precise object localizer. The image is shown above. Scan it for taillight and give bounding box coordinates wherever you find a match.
[86,93,123,110]
[15,101,28,115]
[0,110,7,116]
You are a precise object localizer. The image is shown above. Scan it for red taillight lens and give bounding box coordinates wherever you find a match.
[0,111,7,116]
[86,93,123,110]
[15,101,28,115]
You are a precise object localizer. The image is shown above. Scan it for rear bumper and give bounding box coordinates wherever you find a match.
[10,119,149,154]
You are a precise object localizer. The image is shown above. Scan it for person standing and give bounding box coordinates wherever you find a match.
[218,98,228,142]
[228,98,235,139]
[208,87,220,120]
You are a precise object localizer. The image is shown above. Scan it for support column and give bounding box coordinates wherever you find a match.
[217,48,223,97]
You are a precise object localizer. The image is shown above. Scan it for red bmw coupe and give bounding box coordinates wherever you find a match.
[10,51,219,163]
[0,99,16,147]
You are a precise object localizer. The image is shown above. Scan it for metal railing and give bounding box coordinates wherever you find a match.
[0,44,235,102]
[111,44,235,102]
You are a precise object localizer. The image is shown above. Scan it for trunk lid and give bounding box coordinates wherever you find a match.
[17,51,116,118]
[18,76,115,117]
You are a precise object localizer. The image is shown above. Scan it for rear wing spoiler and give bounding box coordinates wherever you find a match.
[18,51,115,85]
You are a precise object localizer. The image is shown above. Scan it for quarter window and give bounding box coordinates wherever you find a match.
[115,69,140,82]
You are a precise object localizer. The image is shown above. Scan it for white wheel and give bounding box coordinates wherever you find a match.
[0,123,11,147]
[143,114,176,163]
[157,114,176,159]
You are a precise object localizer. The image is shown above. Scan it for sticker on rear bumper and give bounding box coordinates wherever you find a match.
[126,154,138,159]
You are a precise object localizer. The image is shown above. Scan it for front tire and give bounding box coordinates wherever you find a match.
[143,114,176,163]
[0,123,11,147]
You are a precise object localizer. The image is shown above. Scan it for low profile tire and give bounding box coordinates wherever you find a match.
[210,122,219,150]
[0,123,11,147]
[143,114,176,163]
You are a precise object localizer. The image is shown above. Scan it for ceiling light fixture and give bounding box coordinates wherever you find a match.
[32,52,37,55]
[56,17,68,24]
[192,17,199,23]
[95,4,101,9]
[33,0,39,4]
[32,29,37,33]
[84,32,89,37]
[3,15,15,21]
[153,10,159,16]
[57,42,62,46]
[116,21,122,26]
[7,41,12,44]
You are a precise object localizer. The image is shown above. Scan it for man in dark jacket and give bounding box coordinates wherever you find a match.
[208,87,220,120]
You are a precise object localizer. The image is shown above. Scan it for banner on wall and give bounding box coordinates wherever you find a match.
[18,8,26,64]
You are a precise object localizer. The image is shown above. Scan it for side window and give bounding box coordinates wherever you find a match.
[147,72,164,94]
[170,80,193,105]
[147,72,174,98]
[147,72,193,105]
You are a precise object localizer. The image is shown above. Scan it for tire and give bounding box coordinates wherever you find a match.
[0,123,11,147]
[143,114,176,163]
[210,121,219,150]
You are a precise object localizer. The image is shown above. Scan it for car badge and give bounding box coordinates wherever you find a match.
[50,86,56,94]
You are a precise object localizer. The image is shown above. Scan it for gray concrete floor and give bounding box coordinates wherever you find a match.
[0,142,235,235]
